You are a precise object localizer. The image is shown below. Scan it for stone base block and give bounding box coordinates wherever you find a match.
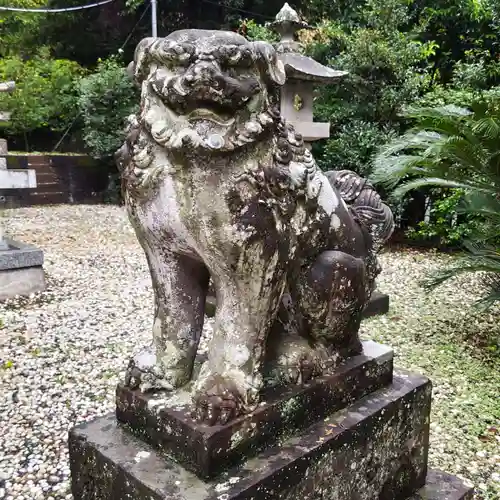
[0,238,45,300]
[116,341,393,479]
[67,371,469,500]
[0,266,45,300]
[409,470,474,499]
[0,238,44,270]
[0,168,37,189]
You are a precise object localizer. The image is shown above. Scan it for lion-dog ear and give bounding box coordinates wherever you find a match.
[131,37,157,85]
[250,41,286,86]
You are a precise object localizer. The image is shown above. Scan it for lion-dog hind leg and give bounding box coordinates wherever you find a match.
[263,286,331,388]
[295,250,366,367]
[125,237,210,393]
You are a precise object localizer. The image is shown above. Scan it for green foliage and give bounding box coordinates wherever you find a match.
[326,28,433,124]
[0,0,46,57]
[304,14,435,174]
[301,0,367,26]
[405,189,480,246]
[372,101,500,307]
[414,0,500,84]
[78,57,139,159]
[0,49,83,136]
[238,19,278,42]
[317,120,396,176]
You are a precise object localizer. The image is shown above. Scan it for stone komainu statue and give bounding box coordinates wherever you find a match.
[115,29,394,425]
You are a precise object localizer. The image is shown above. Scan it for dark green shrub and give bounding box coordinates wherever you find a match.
[0,49,83,149]
[78,56,139,160]
[405,189,481,247]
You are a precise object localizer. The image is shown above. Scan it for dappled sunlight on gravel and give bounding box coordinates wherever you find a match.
[0,205,498,499]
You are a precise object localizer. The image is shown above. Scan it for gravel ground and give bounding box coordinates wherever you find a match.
[0,205,498,500]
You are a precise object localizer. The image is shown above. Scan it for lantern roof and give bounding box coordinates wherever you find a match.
[270,3,347,83]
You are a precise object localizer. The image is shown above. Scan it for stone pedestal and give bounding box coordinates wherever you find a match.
[69,341,473,500]
[0,238,46,300]
[116,341,393,479]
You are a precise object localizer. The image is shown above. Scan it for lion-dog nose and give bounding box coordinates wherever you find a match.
[184,60,260,104]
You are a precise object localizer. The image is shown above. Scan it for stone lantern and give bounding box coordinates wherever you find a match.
[270,3,347,146]
[270,5,390,318]
[0,80,45,300]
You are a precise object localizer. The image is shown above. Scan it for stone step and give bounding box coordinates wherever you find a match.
[23,192,70,206]
[29,182,67,194]
[69,371,473,499]
[115,341,393,479]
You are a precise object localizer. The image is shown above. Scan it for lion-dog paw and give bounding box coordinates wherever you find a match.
[192,370,260,426]
[124,347,188,392]
[265,336,329,387]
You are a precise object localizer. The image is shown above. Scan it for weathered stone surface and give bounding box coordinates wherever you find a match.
[205,291,389,320]
[0,111,12,123]
[71,371,445,500]
[410,469,474,499]
[363,290,390,318]
[0,238,44,271]
[0,266,45,300]
[116,28,395,424]
[0,81,15,93]
[0,168,36,188]
[116,340,393,479]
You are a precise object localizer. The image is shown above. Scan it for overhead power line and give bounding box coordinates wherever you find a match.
[119,1,150,50]
[0,0,114,13]
[200,0,273,20]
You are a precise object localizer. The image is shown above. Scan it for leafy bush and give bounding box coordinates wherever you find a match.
[0,0,47,58]
[78,56,139,159]
[405,189,481,247]
[0,49,83,139]
[317,120,395,176]
[238,19,278,43]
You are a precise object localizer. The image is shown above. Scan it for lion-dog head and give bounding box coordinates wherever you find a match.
[128,30,286,157]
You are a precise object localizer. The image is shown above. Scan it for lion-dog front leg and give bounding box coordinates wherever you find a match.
[125,226,210,392]
[192,201,288,426]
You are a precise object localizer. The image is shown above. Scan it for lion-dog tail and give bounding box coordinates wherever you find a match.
[324,169,394,250]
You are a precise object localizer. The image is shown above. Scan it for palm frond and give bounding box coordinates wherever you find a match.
[404,104,473,120]
[461,192,500,222]
[374,130,442,159]
[373,99,500,309]
[475,273,500,310]
[392,178,491,199]
[472,117,500,141]
[371,155,432,188]
[440,136,486,173]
